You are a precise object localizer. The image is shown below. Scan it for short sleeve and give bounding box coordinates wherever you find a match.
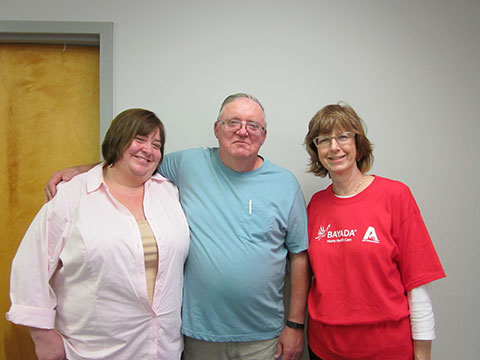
[393,187,445,291]
[159,151,183,184]
[285,187,308,254]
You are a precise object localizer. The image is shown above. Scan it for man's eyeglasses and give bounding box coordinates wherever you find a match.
[313,132,355,148]
[217,119,265,134]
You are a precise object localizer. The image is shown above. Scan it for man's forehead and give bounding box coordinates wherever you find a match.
[222,98,265,121]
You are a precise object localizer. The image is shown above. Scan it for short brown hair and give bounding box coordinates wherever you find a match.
[304,102,373,177]
[102,108,166,167]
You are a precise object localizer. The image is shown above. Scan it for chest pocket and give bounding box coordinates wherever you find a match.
[238,201,274,243]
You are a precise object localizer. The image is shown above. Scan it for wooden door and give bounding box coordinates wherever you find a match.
[0,43,100,359]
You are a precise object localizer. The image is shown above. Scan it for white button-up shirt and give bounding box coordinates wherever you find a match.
[6,164,190,360]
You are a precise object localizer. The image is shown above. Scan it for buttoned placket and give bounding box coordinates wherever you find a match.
[143,180,163,358]
[102,182,152,310]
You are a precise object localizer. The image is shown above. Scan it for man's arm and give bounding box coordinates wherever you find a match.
[44,164,97,201]
[275,250,310,360]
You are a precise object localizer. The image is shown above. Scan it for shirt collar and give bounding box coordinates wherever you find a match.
[86,163,166,194]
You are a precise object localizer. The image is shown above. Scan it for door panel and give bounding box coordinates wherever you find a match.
[0,43,99,359]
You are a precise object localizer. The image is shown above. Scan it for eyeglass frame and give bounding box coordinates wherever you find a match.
[217,119,266,134]
[313,131,355,148]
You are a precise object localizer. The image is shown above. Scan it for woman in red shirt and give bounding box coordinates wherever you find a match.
[304,103,445,360]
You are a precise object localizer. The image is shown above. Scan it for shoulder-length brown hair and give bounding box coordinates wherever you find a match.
[102,108,166,167]
[304,102,373,177]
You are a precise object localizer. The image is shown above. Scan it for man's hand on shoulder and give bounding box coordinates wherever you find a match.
[45,164,97,201]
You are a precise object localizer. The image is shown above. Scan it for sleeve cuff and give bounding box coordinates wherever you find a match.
[6,304,56,329]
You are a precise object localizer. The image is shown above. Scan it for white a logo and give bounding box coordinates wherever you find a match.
[362,226,379,243]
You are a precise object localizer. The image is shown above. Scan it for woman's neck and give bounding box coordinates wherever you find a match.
[103,165,147,189]
[103,166,146,221]
[331,169,366,196]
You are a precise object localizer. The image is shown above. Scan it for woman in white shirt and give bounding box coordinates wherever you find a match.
[7,109,190,360]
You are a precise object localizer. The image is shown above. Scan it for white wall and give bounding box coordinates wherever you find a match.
[2,0,479,358]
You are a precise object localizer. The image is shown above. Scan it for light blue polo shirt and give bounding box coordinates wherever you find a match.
[160,147,308,341]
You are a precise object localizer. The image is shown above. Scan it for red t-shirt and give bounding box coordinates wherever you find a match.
[307,176,445,359]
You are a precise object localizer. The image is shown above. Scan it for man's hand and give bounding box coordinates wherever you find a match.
[44,164,96,201]
[28,327,66,360]
[274,326,304,360]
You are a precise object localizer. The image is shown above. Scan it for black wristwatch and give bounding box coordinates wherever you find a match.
[286,320,305,330]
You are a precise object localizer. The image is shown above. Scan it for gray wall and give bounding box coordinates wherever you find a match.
[2,0,479,358]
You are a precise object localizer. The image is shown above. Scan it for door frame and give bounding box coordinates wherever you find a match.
[0,20,113,153]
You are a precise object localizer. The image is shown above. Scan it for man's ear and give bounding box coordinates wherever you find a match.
[214,121,220,139]
[260,128,267,145]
